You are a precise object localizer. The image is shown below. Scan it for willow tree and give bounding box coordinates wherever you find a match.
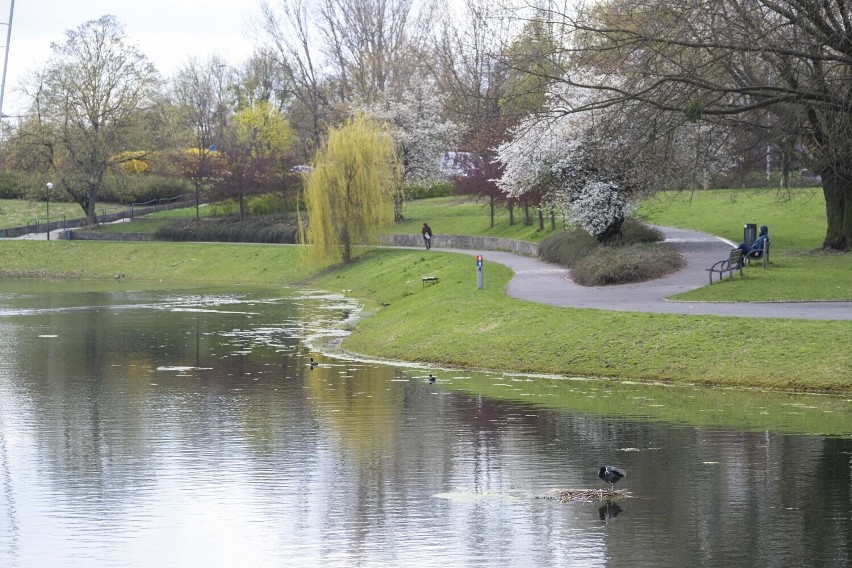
[303,115,400,264]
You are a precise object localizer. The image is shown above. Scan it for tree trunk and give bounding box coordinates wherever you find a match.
[490,195,494,228]
[508,204,514,226]
[86,184,98,226]
[394,188,405,223]
[281,174,288,221]
[821,168,852,251]
[538,207,544,230]
[597,215,625,244]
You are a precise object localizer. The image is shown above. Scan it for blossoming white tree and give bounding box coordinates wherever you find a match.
[496,108,637,242]
[358,83,458,220]
[496,69,734,241]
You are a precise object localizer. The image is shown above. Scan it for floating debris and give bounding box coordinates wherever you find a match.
[555,489,629,503]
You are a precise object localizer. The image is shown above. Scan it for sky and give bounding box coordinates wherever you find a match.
[0,0,261,116]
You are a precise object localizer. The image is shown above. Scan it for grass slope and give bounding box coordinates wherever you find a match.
[0,241,310,284]
[312,248,851,393]
[0,199,125,229]
[636,188,852,301]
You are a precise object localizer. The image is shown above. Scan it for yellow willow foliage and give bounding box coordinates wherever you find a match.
[301,115,401,266]
[112,150,150,174]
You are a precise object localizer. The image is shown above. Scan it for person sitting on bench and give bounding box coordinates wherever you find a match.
[737,225,768,261]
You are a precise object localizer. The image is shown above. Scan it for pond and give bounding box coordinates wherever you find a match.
[0,281,849,567]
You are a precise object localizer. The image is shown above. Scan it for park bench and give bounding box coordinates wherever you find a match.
[707,249,743,284]
[422,276,439,287]
[744,238,771,269]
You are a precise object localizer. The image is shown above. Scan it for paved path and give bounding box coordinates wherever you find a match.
[435,227,852,320]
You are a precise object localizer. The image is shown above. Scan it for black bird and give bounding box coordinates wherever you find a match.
[309,357,319,369]
[428,373,436,383]
[381,302,391,307]
[598,466,626,492]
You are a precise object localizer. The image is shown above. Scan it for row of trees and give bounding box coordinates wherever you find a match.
[2,1,850,252]
[493,0,852,249]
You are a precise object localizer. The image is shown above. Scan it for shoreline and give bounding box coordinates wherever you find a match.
[1,240,850,394]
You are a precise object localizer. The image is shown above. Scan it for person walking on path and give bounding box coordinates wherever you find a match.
[422,223,433,250]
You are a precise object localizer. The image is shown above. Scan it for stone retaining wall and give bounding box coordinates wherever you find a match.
[381,233,539,256]
[21,224,538,255]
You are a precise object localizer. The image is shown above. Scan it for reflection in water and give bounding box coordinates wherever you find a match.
[599,501,622,523]
[0,282,849,567]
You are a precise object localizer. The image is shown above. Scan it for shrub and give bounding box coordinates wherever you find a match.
[539,219,682,285]
[540,219,665,267]
[571,243,685,286]
[208,194,291,217]
[153,215,299,244]
[0,172,24,199]
[405,180,455,200]
[539,227,600,267]
[101,175,191,204]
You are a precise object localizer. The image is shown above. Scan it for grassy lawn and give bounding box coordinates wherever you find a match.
[312,248,851,394]
[393,196,560,242]
[0,240,309,284]
[636,187,826,251]
[0,199,126,229]
[635,188,852,301]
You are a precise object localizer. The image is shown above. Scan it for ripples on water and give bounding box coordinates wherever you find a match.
[0,283,849,567]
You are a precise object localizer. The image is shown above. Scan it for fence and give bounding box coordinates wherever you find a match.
[0,196,190,239]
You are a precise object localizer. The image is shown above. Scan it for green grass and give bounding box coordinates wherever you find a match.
[0,199,125,228]
[635,188,852,301]
[636,187,826,252]
[0,240,311,284]
[310,248,851,394]
[393,196,560,242]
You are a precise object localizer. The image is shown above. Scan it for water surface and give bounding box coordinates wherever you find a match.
[0,281,849,567]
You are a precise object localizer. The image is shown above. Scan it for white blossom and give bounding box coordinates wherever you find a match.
[357,86,458,182]
[495,107,633,239]
[569,180,633,236]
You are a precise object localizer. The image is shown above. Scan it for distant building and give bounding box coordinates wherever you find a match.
[441,151,481,178]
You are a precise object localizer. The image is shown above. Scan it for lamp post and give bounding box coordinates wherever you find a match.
[45,182,53,240]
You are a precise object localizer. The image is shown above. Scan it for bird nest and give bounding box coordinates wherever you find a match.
[556,488,629,503]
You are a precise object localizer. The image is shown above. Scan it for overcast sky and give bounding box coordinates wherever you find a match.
[0,0,260,116]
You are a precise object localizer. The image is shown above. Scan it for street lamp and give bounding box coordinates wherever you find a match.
[45,182,53,240]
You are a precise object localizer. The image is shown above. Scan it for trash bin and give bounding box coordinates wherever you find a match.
[743,223,757,247]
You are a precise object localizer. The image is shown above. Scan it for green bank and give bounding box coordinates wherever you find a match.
[1,218,850,394]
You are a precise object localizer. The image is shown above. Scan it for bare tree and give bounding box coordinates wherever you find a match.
[536,0,852,250]
[258,0,329,146]
[257,0,436,149]
[18,15,163,225]
[172,56,236,220]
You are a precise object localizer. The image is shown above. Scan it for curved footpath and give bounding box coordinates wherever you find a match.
[435,226,852,321]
